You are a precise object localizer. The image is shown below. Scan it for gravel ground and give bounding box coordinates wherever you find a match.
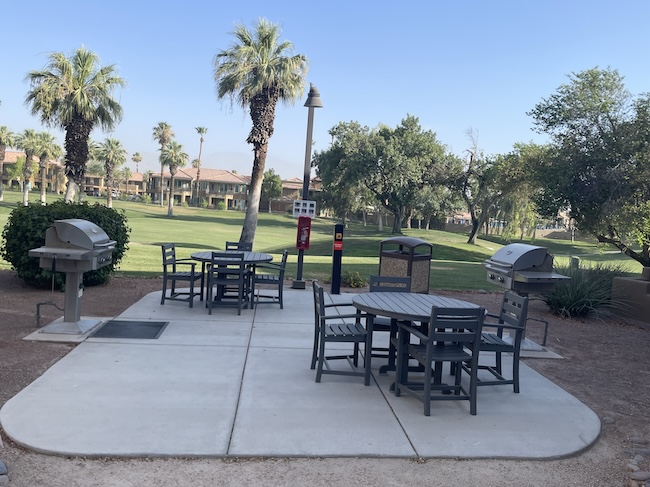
[1,271,649,486]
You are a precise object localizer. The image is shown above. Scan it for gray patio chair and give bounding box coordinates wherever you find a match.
[160,243,203,308]
[395,306,485,416]
[225,241,253,251]
[368,275,411,369]
[251,249,288,308]
[206,251,250,315]
[465,290,528,393]
[311,280,371,385]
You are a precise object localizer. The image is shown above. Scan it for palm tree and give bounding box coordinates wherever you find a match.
[97,138,127,208]
[25,46,126,202]
[131,152,142,173]
[161,141,188,216]
[213,18,308,244]
[152,122,174,206]
[194,126,207,206]
[36,132,62,204]
[0,126,16,202]
[16,129,40,206]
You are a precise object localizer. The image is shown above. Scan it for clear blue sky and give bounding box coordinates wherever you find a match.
[2,0,649,179]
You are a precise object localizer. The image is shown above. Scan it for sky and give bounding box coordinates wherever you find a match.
[2,0,650,179]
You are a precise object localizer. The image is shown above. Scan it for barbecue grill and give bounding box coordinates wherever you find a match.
[29,219,116,328]
[484,243,569,294]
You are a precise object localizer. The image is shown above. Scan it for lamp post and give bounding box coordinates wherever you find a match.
[292,84,323,289]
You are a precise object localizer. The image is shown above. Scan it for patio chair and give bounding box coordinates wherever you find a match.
[368,275,411,369]
[466,290,528,393]
[160,243,203,308]
[251,249,288,308]
[311,280,371,385]
[206,251,250,315]
[225,241,253,251]
[395,306,485,416]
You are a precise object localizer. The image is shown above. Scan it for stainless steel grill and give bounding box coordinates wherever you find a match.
[29,219,116,326]
[484,243,569,294]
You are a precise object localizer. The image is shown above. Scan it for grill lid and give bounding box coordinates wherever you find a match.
[486,243,549,270]
[45,219,112,250]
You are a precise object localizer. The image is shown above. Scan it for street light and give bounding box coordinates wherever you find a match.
[292,84,323,289]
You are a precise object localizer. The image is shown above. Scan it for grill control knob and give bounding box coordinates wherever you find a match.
[498,276,505,283]
[488,273,495,280]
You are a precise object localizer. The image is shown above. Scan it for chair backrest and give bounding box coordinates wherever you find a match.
[498,291,529,328]
[427,306,485,350]
[226,241,252,251]
[161,243,176,271]
[278,249,289,276]
[312,280,325,325]
[369,275,411,293]
[209,251,245,276]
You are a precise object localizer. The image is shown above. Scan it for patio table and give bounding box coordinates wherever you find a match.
[352,292,480,386]
[191,251,273,307]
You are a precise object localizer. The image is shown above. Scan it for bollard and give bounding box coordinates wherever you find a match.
[331,223,344,294]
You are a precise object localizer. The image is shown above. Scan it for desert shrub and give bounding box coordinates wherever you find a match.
[341,271,367,288]
[141,194,152,204]
[0,201,130,289]
[542,262,630,318]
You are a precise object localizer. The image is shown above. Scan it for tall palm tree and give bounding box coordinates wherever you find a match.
[25,46,126,202]
[161,141,188,217]
[152,122,174,206]
[16,129,40,206]
[131,152,142,173]
[0,126,16,202]
[36,132,62,205]
[213,18,308,244]
[97,138,127,208]
[194,126,207,206]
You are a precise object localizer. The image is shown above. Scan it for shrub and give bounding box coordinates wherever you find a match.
[141,194,152,204]
[341,271,367,288]
[541,261,630,318]
[216,202,226,211]
[0,201,130,289]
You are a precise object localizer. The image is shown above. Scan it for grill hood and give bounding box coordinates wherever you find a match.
[487,243,550,270]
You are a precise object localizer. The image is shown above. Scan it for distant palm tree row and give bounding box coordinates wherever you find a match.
[2,18,309,244]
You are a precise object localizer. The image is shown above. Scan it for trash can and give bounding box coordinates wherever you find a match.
[379,237,432,293]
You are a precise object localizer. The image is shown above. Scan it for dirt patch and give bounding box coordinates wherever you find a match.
[1,270,649,486]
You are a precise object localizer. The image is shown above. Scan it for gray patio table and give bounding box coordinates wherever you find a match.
[191,251,273,307]
[352,292,481,387]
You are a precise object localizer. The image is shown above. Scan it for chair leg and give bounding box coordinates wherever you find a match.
[161,278,167,305]
[188,281,194,308]
[279,282,284,309]
[513,350,521,394]
[469,357,479,415]
[495,351,502,375]
[316,334,326,382]
[423,356,432,416]
[311,324,319,370]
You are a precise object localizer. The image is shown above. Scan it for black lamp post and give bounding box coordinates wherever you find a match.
[292,84,323,289]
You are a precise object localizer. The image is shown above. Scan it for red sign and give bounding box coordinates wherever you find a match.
[296,216,311,250]
[333,241,343,251]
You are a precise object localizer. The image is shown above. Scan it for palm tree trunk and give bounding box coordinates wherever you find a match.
[239,145,266,243]
[40,163,47,205]
[167,177,174,217]
[159,162,165,206]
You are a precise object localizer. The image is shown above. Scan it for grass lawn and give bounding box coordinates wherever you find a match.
[0,190,643,290]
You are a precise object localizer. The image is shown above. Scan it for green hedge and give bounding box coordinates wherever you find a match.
[0,201,130,289]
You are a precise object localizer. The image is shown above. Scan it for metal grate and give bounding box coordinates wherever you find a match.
[89,321,169,339]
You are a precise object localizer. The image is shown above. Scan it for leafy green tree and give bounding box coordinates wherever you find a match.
[36,132,62,205]
[161,141,188,217]
[457,131,531,244]
[117,166,132,194]
[0,126,16,201]
[25,46,126,202]
[528,67,650,266]
[261,168,283,213]
[97,138,127,208]
[194,127,207,206]
[16,129,40,206]
[152,122,174,206]
[214,18,308,244]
